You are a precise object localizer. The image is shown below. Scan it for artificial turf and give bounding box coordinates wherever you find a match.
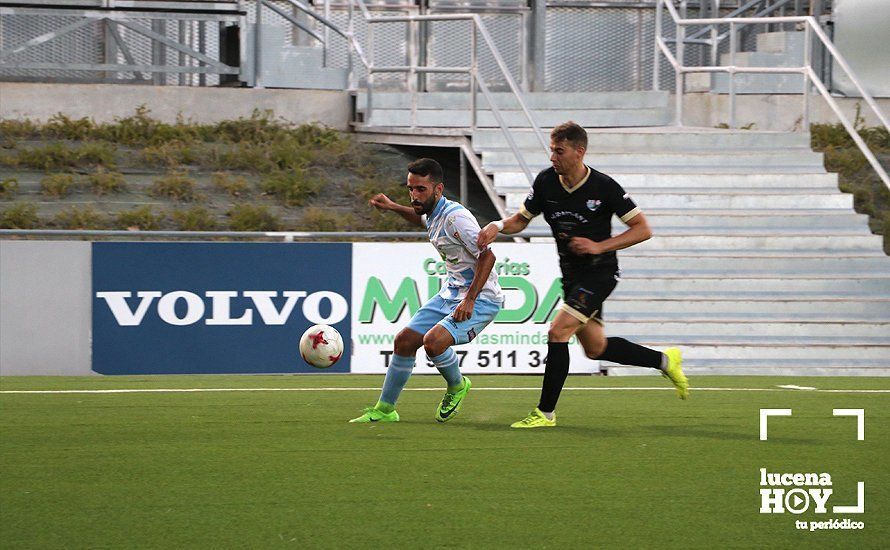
[1,375,888,548]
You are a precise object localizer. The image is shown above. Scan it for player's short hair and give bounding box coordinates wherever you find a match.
[551,121,588,150]
[407,158,444,183]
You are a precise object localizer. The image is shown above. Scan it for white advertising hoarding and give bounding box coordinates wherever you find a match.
[350,243,599,374]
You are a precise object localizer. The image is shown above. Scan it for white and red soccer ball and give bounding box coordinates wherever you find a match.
[299,324,344,369]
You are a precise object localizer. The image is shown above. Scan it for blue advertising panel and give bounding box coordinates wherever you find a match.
[92,242,351,374]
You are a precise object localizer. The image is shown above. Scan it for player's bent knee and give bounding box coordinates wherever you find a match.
[422,330,452,358]
[394,328,423,356]
[584,344,606,359]
[547,325,574,343]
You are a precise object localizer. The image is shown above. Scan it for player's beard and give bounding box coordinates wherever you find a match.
[412,194,438,215]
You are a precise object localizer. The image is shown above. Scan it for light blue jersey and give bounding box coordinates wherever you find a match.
[423,196,503,304]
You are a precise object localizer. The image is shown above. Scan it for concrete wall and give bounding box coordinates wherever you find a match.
[683,93,890,131]
[0,83,352,130]
[0,241,93,376]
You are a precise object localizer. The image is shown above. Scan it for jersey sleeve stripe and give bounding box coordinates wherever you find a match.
[519,205,536,220]
[619,207,641,223]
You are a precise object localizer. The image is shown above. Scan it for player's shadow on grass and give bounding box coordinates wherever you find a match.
[641,423,818,444]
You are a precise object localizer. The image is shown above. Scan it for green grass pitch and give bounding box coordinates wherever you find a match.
[1,375,888,548]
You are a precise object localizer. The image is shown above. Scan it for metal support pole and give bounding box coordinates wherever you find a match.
[178,20,186,85]
[634,8,642,90]
[653,0,662,91]
[710,0,718,66]
[102,17,115,82]
[802,22,811,132]
[675,2,686,126]
[459,148,468,206]
[199,20,206,87]
[470,24,477,132]
[408,20,417,128]
[729,21,737,129]
[323,0,330,67]
[520,11,529,92]
[347,0,355,89]
[531,0,546,92]
[254,0,263,88]
[367,23,375,124]
[152,19,167,86]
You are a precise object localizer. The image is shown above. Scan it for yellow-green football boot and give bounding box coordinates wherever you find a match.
[436,376,472,423]
[349,407,400,423]
[662,347,689,400]
[510,408,556,428]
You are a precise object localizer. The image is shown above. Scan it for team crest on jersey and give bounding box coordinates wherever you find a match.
[586,199,602,212]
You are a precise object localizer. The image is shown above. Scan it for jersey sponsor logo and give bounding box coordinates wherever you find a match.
[586,199,602,212]
[551,211,589,223]
[526,189,534,201]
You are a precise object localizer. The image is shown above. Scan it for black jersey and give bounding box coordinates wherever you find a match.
[521,165,640,276]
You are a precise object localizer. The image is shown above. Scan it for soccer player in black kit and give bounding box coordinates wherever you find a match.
[477,121,688,428]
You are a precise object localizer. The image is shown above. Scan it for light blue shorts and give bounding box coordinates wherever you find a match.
[406,295,502,345]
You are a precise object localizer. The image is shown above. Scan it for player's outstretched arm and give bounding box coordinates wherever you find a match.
[368,193,423,227]
[477,213,530,248]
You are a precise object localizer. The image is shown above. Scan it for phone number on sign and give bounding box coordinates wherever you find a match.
[380,349,545,369]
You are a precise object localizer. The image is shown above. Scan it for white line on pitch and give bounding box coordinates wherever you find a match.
[1,387,889,395]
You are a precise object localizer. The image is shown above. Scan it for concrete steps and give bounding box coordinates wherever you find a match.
[607,321,890,345]
[605,298,890,322]
[355,91,673,128]
[691,31,808,94]
[472,128,813,152]
[507,191,851,210]
[493,172,840,189]
[474,121,887,375]
[617,255,890,276]
[483,150,826,173]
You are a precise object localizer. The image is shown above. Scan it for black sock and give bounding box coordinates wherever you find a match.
[538,342,569,413]
[597,337,664,370]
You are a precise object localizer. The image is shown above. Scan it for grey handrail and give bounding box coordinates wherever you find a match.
[681,0,796,43]
[359,9,548,185]
[655,0,890,190]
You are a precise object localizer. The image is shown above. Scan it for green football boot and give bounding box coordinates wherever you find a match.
[662,347,689,400]
[436,376,472,423]
[349,407,400,423]
[510,408,556,428]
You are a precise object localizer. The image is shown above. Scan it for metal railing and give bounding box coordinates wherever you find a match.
[0,3,241,83]
[654,0,889,190]
[259,0,549,187]
[251,0,370,88]
[361,10,549,185]
[666,0,809,67]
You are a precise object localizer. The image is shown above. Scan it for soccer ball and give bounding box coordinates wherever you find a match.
[299,324,344,369]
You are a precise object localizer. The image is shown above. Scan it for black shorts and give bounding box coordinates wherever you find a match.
[560,269,620,326]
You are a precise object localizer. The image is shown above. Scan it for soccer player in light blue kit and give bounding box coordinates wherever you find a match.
[350,158,504,423]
